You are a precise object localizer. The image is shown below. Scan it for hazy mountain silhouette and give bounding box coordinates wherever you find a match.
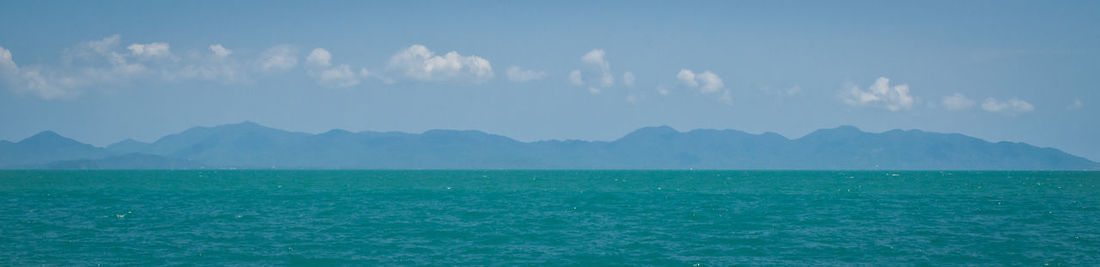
[1,122,1095,170]
[0,131,110,168]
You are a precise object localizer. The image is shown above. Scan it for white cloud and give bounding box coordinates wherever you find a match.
[257,45,297,72]
[306,48,332,68]
[677,69,725,93]
[0,46,16,75]
[941,93,975,111]
[982,97,1034,113]
[505,66,547,82]
[842,77,915,111]
[581,49,614,87]
[127,42,175,60]
[677,69,698,87]
[581,49,609,69]
[1067,99,1084,110]
[695,71,724,93]
[622,71,635,87]
[304,48,367,88]
[386,44,493,83]
[570,49,616,92]
[677,69,724,93]
[676,69,731,105]
[209,44,232,57]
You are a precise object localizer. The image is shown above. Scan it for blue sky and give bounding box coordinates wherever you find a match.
[1,0,1098,160]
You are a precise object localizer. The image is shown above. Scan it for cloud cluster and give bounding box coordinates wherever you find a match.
[843,77,914,111]
[1,37,512,99]
[1,35,149,99]
[0,35,306,99]
[0,36,1071,118]
[677,69,731,105]
[982,97,1034,113]
[386,44,493,83]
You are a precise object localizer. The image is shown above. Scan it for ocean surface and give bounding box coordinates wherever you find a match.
[1,170,1098,265]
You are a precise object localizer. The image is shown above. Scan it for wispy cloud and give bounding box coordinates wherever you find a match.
[982,97,1034,114]
[257,45,298,72]
[165,44,247,83]
[941,93,975,111]
[505,66,547,82]
[622,71,635,88]
[1067,99,1083,110]
[761,86,801,97]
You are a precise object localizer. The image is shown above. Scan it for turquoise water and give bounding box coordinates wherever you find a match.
[1,170,1098,265]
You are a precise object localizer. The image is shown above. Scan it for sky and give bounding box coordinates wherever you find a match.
[1,0,1098,160]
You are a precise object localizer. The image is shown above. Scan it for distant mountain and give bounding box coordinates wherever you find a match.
[0,131,111,168]
[1,122,1096,170]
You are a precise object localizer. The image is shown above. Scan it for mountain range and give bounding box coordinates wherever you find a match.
[0,122,1095,170]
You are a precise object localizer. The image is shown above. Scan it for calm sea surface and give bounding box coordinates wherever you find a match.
[1,170,1098,265]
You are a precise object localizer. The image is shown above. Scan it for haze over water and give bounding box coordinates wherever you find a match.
[3,170,1098,265]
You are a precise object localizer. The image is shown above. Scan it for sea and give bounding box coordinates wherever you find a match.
[1,170,1098,265]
